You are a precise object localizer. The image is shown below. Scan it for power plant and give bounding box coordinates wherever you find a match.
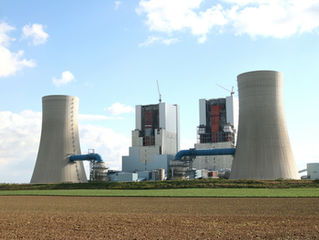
[121,102,179,174]
[230,70,298,179]
[29,70,308,183]
[31,95,87,183]
[192,95,238,172]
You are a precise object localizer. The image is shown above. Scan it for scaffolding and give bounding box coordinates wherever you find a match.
[89,161,108,182]
[197,130,235,144]
[168,156,193,180]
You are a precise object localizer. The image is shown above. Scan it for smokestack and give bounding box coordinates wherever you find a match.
[31,95,87,183]
[230,71,298,179]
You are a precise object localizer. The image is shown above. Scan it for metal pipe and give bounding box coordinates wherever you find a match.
[174,148,235,160]
[69,153,103,163]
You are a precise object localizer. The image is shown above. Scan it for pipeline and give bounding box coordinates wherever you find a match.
[174,148,235,160]
[69,153,103,163]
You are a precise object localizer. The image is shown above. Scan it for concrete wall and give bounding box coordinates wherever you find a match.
[31,95,87,183]
[307,163,319,179]
[109,172,138,182]
[122,145,173,172]
[193,142,234,171]
[230,71,298,179]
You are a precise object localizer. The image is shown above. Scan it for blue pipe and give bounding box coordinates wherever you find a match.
[174,148,235,160]
[69,153,103,163]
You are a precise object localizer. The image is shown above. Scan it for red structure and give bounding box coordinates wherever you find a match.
[210,105,220,142]
[198,98,234,144]
[141,105,159,146]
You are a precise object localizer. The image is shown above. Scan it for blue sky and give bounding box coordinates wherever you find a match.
[1,0,319,183]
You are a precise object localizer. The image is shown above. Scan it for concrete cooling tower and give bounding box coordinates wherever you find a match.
[230,71,298,179]
[31,95,87,183]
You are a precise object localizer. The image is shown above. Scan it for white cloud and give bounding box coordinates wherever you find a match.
[0,47,36,77]
[0,111,41,183]
[139,35,179,47]
[80,124,130,170]
[226,0,319,38]
[162,37,179,45]
[114,1,121,10]
[0,22,15,46]
[79,114,122,121]
[137,0,227,43]
[180,137,196,150]
[0,110,130,183]
[139,36,160,47]
[52,70,75,87]
[105,102,134,115]
[137,0,319,42]
[0,22,35,77]
[22,23,49,45]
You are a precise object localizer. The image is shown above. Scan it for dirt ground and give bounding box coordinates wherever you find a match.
[0,196,318,239]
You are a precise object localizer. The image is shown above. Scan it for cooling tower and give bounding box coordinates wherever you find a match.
[31,95,87,183]
[230,71,298,179]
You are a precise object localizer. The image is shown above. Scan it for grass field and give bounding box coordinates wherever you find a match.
[1,187,319,197]
[1,179,319,191]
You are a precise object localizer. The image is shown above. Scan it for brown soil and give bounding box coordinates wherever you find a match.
[0,197,318,239]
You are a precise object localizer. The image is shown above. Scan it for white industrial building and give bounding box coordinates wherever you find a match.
[122,102,179,174]
[192,95,238,171]
[299,163,319,179]
[306,163,319,179]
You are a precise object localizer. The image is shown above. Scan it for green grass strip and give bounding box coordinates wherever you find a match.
[1,188,319,197]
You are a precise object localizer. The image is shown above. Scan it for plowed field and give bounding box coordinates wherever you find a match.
[0,196,318,239]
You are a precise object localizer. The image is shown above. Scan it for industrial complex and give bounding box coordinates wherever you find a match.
[30,70,318,183]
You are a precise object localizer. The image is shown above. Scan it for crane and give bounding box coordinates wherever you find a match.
[216,84,235,96]
[156,80,162,103]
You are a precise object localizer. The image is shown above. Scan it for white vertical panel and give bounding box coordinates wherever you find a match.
[165,104,177,133]
[135,105,142,130]
[175,104,180,151]
[199,99,206,126]
[226,96,234,126]
[159,102,166,129]
[226,95,239,131]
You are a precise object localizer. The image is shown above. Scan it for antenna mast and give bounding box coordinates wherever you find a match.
[156,80,162,103]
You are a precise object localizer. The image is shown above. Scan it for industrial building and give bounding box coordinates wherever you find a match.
[29,70,303,183]
[122,102,179,174]
[305,163,319,179]
[109,168,165,182]
[299,163,319,179]
[31,95,87,183]
[169,148,235,179]
[192,95,238,171]
[230,70,298,179]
